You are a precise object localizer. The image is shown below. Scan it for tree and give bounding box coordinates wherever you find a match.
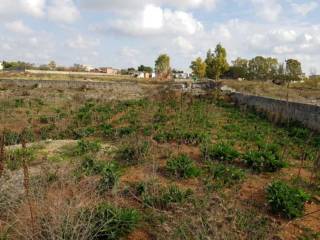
[205,44,229,80]
[190,57,206,78]
[155,54,171,79]
[138,65,153,73]
[286,59,302,81]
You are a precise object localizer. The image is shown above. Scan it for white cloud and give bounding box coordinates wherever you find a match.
[173,36,194,53]
[99,5,203,37]
[0,0,46,19]
[5,20,33,34]
[24,0,46,17]
[291,1,318,16]
[251,0,282,22]
[48,0,80,23]
[79,0,218,11]
[67,35,100,49]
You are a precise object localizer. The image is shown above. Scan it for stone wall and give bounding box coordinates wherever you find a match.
[230,92,320,132]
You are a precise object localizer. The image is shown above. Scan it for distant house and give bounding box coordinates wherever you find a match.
[174,72,189,79]
[92,67,120,75]
[135,71,156,79]
[83,65,94,72]
[0,62,3,71]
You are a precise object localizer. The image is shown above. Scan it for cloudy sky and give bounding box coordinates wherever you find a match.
[0,0,319,74]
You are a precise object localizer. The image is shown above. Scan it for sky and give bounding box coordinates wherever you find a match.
[0,0,319,74]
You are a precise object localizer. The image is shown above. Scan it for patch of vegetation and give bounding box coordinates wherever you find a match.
[98,162,121,193]
[298,227,320,240]
[201,143,239,162]
[115,141,149,166]
[243,149,286,173]
[154,129,209,145]
[135,182,193,210]
[5,147,36,170]
[85,203,140,240]
[206,163,245,189]
[74,139,101,155]
[166,154,200,179]
[236,209,276,240]
[266,181,310,219]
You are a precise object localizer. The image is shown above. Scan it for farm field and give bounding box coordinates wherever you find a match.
[0,84,319,240]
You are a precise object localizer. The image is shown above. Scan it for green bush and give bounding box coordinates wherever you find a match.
[115,142,149,166]
[79,156,104,176]
[243,150,286,173]
[207,163,245,189]
[266,181,310,219]
[75,139,101,155]
[3,130,20,145]
[166,154,200,179]
[98,162,121,193]
[201,143,239,162]
[87,203,140,240]
[136,182,192,210]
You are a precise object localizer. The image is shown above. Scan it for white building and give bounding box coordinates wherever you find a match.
[0,62,3,71]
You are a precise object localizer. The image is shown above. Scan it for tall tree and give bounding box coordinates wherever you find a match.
[138,65,153,73]
[155,54,171,79]
[205,44,229,80]
[286,59,302,81]
[190,57,206,79]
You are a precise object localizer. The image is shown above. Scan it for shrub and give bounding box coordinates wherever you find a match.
[79,156,104,176]
[98,162,121,193]
[115,142,149,166]
[201,143,239,162]
[136,182,192,210]
[100,124,115,138]
[85,204,140,240]
[207,163,245,189]
[75,139,101,155]
[243,150,286,173]
[166,154,200,179]
[3,130,20,145]
[266,181,310,219]
[5,147,36,170]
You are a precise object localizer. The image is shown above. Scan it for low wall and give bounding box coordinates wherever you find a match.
[230,92,320,132]
[26,69,116,76]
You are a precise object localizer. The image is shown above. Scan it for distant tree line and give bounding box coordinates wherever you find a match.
[190,44,304,83]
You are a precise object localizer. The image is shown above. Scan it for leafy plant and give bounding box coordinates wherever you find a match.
[207,163,245,189]
[166,154,200,179]
[98,162,121,193]
[86,203,140,240]
[243,150,286,173]
[136,182,193,210]
[201,143,239,162]
[5,147,36,170]
[154,129,209,145]
[75,139,101,155]
[266,181,310,219]
[115,141,149,166]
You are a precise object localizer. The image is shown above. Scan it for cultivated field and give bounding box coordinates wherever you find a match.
[0,83,319,240]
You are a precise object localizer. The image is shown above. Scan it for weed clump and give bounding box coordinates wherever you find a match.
[75,139,101,155]
[135,182,193,210]
[201,143,239,162]
[243,150,286,173]
[207,163,245,189]
[266,181,310,219]
[115,141,149,166]
[154,129,209,145]
[85,203,140,240]
[98,162,121,193]
[166,154,200,179]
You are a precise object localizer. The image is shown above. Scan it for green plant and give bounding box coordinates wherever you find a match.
[5,147,36,170]
[201,143,239,162]
[75,139,101,155]
[98,162,121,193]
[3,130,20,145]
[115,141,149,166]
[154,129,209,145]
[243,150,286,173]
[266,181,310,219]
[166,154,200,179]
[207,163,245,189]
[85,203,140,240]
[136,182,192,209]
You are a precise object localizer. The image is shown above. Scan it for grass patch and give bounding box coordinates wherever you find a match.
[166,154,200,179]
[266,181,310,219]
[201,143,239,162]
